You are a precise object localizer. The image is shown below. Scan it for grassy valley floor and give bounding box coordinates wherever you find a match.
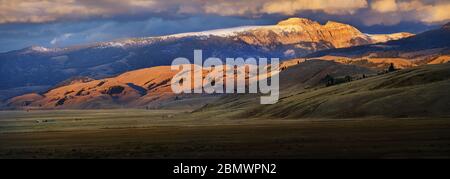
[0,109,450,158]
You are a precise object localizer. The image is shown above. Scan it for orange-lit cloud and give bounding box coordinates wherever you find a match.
[0,0,449,25]
[409,1,450,23]
[0,0,163,23]
[261,0,368,15]
[368,0,450,24]
[371,0,398,12]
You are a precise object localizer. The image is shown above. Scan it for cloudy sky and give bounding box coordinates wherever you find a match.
[0,0,449,52]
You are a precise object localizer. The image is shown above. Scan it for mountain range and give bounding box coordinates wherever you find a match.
[4,18,450,111]
[0,18,413,101]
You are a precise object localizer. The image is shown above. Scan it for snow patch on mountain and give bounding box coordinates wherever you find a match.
[167,26,265,38]
[366,32,414,43]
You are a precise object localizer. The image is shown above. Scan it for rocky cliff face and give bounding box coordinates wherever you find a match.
[308,22,450,59]
[236,18,412,50]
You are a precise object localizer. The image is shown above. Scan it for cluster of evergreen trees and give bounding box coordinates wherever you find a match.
[323,63,397,87]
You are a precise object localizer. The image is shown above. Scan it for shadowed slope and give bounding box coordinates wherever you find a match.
[200,62,450,119]
[197,60,375,112]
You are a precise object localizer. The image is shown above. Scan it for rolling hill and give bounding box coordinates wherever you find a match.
[7,66,185,109]
[6,60,375,109]
[201,62,450,119]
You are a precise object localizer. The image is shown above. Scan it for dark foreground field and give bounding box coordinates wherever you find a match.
[0,110,450,158]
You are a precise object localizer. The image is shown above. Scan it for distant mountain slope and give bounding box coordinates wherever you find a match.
[0,17,412,96]
[202,62,450,119]
[302,23,450,71]
[308,23,450,58]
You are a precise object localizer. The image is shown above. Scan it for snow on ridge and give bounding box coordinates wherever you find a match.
[23,46,61,53]
[83,24,327,49]
[165,26,265,38]
[30,46,52,52]
[95,26,266,49]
